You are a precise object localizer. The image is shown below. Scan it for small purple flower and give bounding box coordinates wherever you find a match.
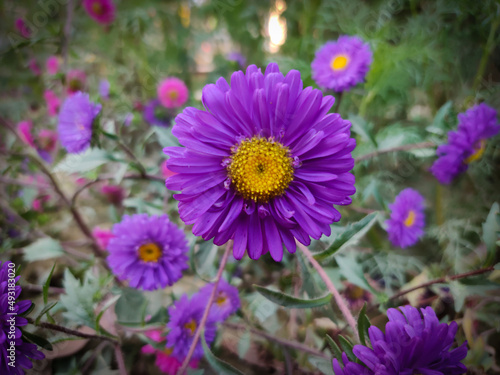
[199,280,240,320]
[385,188,425,248]
[227,52,246,68]
[165,63,356,261]
[58,91,101,153]
[143,99,171,127]
[430,103,500,184]
[333,305,468,375]
[107,214,189,291]
[99,79,110,100]
[1,262,45,374]
[166,293,219,361]
[311,35,372,92]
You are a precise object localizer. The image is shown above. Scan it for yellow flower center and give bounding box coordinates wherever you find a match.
[184,319,197,336]
[227,137,294,203]
[168,90,179,100]
[91,1,104,15]
[347,285,365,300]
[164,347,173,355]
[138,242,162,262]
[216,292,227,306]
[331,55,349,71]
[69,79,82,91]
[465,139,486,164]
[404,210,416,227]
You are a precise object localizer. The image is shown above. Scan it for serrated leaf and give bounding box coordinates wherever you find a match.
[43,263,57,304]
[325,334,343,361]
[23,238,64,262]
[22,331,53,351]
[254,285,332,309]
[53,148,113,173]
[201,333,244,375]
[482,202,499,266]
[314,213,379,261]
[115,288,147,325]
[338,335,355,362]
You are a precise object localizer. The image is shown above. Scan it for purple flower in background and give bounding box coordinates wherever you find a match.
[430,103,500,184]
[165,63,356,261]
[107,214,189,291]
[166,293,219,361]
[385,188,425,248]
[227,52,246,67]
[311,35,372,92]
[15,18,31,38]
[143,99,171,127]
[199,280,240,320]
[1,261,45,374]
[124,112,133,127]
[99,79,110,100]
[83,0,116,25]
[58,92,101,153]
[333,305,468,375]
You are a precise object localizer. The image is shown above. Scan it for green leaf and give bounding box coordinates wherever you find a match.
[35,302,58,325]
[201,333,244,375]
[115,288,147,325]
[325,334,343,361]
[53,148,113,173]
[22,331,53,351]
[237,330,251,358]
[154,127,179,147]
[23,238,64,262]
[314,212,379,261]
[349,114,377,147]
[482,202,500,266]
[254,285,332,309]
[338,335,356,362]
[308,357,335,375]
[43,263,57,305]
[357,303,371,347]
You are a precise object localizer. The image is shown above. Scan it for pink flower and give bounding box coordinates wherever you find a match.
[141,330,198,375]
[44,90,61,116]
[66,69,87,94]
[92,227,114,250]
[83,0,116,25]
[17,121,35,147]
[100,184,125,206]
[161,160,177,179]
[29,59,41,76]
[157,78,188,109]
[15,18,31,38]
[38,129,58,153]
[32,196,50,212]
[46,56,60,75]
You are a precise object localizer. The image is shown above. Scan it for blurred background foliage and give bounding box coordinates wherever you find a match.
[1,0,500,374]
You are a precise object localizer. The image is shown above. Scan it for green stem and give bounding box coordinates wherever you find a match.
[473,14,500,92]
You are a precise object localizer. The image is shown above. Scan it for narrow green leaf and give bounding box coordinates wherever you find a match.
[338,335,356,362]
[43,263,57,305]
[254,285,332,309]
[482,202,500,266]
[35,302,58,325]
[22,331,53,351]
[325,334,343,361]
[201,333,244,375]
[357,303,371,346]
[314,212,379,261]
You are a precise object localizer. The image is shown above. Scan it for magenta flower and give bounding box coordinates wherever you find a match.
[83,0,116,25]
[100,184,125,206]
[17,121,35,147]
[311,35,372,92]
[28,59,41,76]
[157,78,189,109]
[15,18,31,38]
[92,227,115,250]
[141,330,199,374]
[66,69,87,94]
[430,103,500,184]
[44,90,61,116]
[46,56,60,75]
[385,188,425,248]
[165,63,356,261]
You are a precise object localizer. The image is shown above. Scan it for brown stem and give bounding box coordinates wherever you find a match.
[222,321,329,359]
[114,344,128,375]
[176,241,232,375]
[388,266,495,302]
[297,241,358,340]
[355,141,436,162]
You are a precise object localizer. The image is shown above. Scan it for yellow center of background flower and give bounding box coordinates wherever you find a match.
[465,139,486,164]
[184,319,197,335]
[216,292,227,306]
[138,242,162,262]
[91,2,103,15]
[404,210,416,227]
[168,90,179,100]
[347,285,365,299]
[227,137,294,202]
[331,55,349,71]
[164,347,173,355]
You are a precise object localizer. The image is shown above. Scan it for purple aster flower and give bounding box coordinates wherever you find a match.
[227,52,246,68]
[333,305,468,375]
[199,280,240,320]
[385,188,425,248]
[107,214,189,291]
[99,79,110,100]
[1,261,45,374]
[143,99,171,127]
[58,91,101,154]
[311,35,372,92]
[166,293,219,361]
[164,63,356,261]
[430,103,500,184]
